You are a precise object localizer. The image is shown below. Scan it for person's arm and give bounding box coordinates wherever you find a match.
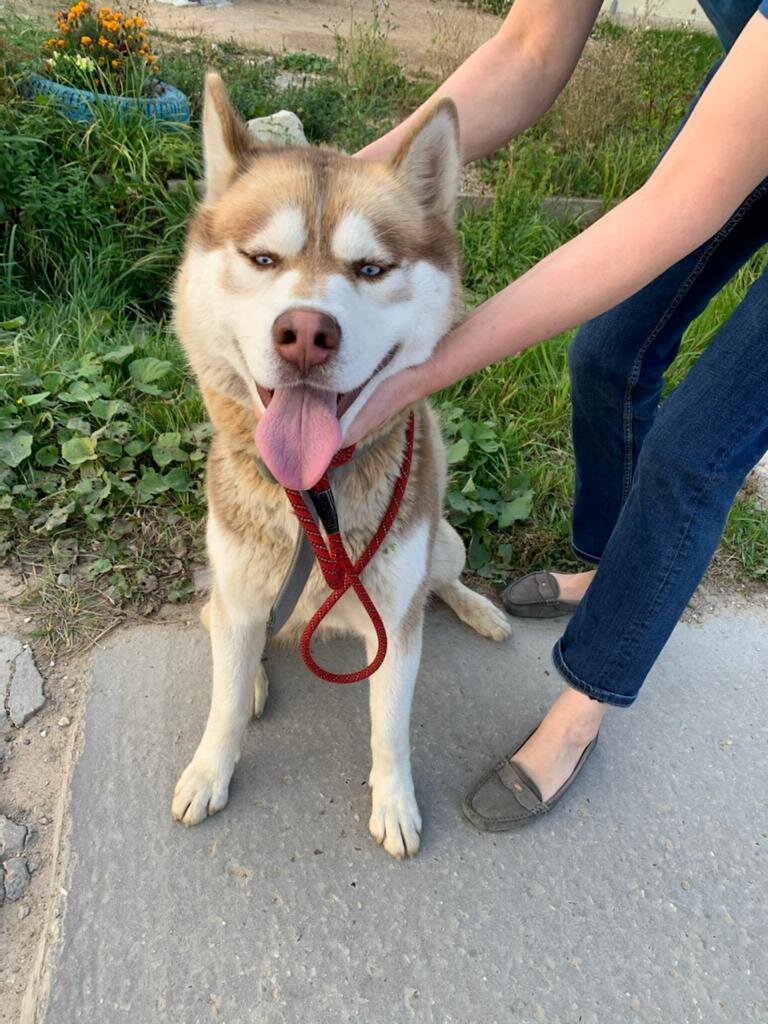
[344,12,768,445]
[358,0,603,163]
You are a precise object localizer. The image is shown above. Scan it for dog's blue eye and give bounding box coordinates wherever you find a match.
[252,254,274,266]
[359,263,382,278]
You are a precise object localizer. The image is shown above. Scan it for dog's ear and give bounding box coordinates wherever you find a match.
[390,99,460,223]
[202,72,255,204]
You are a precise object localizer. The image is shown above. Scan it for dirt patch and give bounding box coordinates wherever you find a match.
[146,0,500,71]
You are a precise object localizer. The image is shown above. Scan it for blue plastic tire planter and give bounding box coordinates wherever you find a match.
[22,72,191,125]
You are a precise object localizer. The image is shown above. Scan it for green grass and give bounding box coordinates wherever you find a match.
[1,8,766,647]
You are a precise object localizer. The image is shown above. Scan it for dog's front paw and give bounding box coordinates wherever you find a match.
[172,754,234,827]
[369,779,422,860]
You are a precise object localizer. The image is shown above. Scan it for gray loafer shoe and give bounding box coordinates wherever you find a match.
[462,729,599,832]
[501,571,580,619]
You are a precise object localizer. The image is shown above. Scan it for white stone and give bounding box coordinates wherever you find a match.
[247,110,308,147]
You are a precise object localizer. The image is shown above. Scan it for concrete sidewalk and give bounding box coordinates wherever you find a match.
[40,606,768,1023]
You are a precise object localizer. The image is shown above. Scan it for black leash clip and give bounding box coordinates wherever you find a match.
[307,487,340,536]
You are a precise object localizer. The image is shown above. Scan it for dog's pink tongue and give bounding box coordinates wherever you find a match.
[255,386,341,490]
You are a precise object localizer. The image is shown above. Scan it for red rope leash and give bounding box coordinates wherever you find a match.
[283,412,415,684]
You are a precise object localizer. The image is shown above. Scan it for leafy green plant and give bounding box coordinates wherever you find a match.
[0,319,209,550]
[440,403,533,575]
[279,51,333,74]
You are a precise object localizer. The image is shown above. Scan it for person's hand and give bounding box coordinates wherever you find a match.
[342,363,427,447]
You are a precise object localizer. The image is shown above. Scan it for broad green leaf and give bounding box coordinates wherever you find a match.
[151,432,187,467]
[0,316,25,330]
[136,467,171,501]
[446,438,470,464]
[35,445,59,467]
[87,558,112,578]
[59,379,102,404]
[164,467,192,491]
[498,492,534,528]
[97,439,123,459]
[0,430,33,468]
[129,357,173,385]
[61,435,98,465]
[65,417,92,435]
[473,423,497,442]
[102,344,135,364]
[447,491,478,514]
[92,398,134,421]
[124,439,150,456]
[19,391,50,407]
[467,534,490,570]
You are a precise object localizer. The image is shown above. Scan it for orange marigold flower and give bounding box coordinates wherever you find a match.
[98,35,108,45]
[80,34,92,44]
[57,38,66,47]
[111,58,120,68]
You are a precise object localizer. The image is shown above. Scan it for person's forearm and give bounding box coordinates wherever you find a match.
[358,0,602,164]
[415,13,768,397]
[342,12,768,448]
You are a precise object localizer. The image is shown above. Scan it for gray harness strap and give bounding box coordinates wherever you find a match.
[265,492,319,640]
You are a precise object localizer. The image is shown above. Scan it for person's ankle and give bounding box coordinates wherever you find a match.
[551,687,606,744]
[551,570,595,602]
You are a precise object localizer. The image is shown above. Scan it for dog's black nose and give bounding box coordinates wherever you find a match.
[272,308,341,375]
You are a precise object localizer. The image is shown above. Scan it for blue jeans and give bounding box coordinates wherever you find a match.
[552,88,768,707]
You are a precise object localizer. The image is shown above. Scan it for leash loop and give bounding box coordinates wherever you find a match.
[283,412,415,684]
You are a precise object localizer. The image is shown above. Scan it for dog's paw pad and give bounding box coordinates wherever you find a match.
[172,758,231,827]
[369,786,422,860]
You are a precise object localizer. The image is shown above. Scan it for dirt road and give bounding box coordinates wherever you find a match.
[149,0,501,70]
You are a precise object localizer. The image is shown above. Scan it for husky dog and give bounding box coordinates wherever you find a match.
[171,74,511,859]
